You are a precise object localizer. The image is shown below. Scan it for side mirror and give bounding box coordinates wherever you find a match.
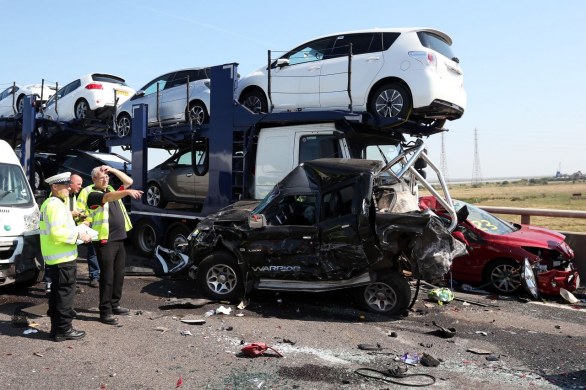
[135,90,145,97]
[276,58,289,68]
[456,205,469,224]
[248,214,267,229]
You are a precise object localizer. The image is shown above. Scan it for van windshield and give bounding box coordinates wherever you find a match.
[0,163,34,207]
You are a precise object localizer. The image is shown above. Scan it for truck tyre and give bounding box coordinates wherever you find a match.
[196,252,244,301]
[132,219,159,255]
[353,272,411,315]
[166,224,192,253]
[484,259,522,294]
[368,82,412,121]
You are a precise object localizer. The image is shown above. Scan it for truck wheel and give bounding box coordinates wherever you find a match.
[196,252,244,301]
[132,219,159,255]
[166,224,192,253]
[146,182,167,208]
[353,272,411,315]
[484,259,522,294]
[368,83,412,120]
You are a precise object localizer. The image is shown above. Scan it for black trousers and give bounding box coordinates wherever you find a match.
[95,240,126,316]
[47,262,77,335]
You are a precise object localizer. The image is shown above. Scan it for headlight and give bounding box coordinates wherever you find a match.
[24,209,40,232]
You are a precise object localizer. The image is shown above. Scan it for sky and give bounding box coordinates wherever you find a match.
[1,0,585,180]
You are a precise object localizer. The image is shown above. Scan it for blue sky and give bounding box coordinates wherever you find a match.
[1,0,584,179]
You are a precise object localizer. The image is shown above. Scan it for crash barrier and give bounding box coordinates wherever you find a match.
[479,206,586,287]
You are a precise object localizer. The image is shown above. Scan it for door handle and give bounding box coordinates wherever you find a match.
[308,66,321,71]
[303,236,313,240]
[341,224,350,229]
[366,57,380,62]
[186,174,193,177]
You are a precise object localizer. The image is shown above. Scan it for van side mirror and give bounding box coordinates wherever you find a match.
[249,214,267,229]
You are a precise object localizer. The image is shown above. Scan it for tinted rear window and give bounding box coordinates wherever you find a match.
[92,74,128,86]
[417,31,455,60]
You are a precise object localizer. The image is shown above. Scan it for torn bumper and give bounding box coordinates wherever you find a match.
[537,269,580,295]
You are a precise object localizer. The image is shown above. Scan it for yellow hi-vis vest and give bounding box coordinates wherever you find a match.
[39,197,78,265]
[88,185,132,240]
[76,185,94,224]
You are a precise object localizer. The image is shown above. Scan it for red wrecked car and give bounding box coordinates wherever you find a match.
[419,196,580,296]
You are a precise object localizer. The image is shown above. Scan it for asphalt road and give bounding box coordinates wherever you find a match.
[1,260,585,390]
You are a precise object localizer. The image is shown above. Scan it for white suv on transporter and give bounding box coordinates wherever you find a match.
[237,27,466,128]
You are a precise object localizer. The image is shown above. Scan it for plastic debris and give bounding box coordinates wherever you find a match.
[176,375,183,388]
[155,327,169,333]
[33,352,44,357]
[428,288,454,303]
[180,330,192,336]
[399,353,420,365]
[560,288,579,304]
[241,342,283,358]
[215,306,232,315]
[237,298,249,310]
[236,313,244,317]
[486,354,500,361]
[23,328,38,335]
[475,331,488,336]
[389,332,398,338]
[204,310,215,317]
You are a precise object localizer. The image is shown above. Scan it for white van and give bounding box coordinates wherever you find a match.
[0,140,42,286]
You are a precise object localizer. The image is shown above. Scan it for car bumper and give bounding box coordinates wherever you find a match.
[537,269,580,295]
[0,234,41,286]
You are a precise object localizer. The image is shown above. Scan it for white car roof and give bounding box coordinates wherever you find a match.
[309,27,452,46]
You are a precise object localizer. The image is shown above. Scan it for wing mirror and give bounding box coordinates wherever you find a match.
[248,214,267,229]
[276,58,289,68]
[135,90,145,97]
[451,230,469,246]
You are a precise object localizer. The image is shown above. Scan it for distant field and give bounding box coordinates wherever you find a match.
[420,179,586,233]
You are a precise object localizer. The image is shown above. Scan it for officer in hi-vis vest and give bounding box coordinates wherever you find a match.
[40,172,92,342]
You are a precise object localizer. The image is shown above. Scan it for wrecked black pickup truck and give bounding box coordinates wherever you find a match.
[156,157,465,315]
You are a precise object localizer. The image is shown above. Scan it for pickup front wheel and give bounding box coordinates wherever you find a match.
[353,272,411,315]
[197,252,244,301]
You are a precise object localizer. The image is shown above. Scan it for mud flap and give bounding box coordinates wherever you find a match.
[154,245,190,275]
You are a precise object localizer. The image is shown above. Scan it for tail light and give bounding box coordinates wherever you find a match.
[409,51,437,66]
[85,83,104,90]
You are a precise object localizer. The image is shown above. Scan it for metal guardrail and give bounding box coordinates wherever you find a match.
[478,206,586,225]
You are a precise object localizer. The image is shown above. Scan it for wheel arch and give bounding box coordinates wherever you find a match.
[238,85,268,103]
[367,77,412,110]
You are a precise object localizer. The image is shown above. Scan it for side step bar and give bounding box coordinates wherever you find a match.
[256,272,371,292]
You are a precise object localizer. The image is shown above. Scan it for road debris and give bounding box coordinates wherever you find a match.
[180,319,206,325]
[431,320,456,338]
[467,348,492,355]
[241,342,283,358]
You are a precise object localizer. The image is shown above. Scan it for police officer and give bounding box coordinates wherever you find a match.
[40,172,92,341]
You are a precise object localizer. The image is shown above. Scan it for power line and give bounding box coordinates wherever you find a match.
[472,128,482,184]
